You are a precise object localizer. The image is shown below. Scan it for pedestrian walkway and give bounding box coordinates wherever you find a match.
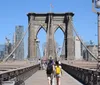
[25,70,48,85]
[25,70,83,85]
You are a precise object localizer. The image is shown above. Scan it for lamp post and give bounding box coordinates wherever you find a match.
[36,38,40,60]
[58,46,61,58]
[56,46,61,60]
[92,0,100,71]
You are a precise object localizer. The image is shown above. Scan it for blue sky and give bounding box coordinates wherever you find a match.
[0,0,98,57]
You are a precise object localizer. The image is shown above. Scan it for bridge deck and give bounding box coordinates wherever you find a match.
[25,70,83,85]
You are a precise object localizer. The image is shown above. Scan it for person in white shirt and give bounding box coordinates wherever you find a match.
[38,59,41,70]
[58,60,61,65]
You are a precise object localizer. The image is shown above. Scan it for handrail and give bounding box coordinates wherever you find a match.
[0,64,39,81]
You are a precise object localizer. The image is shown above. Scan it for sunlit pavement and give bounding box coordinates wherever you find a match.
[25,70,83,85]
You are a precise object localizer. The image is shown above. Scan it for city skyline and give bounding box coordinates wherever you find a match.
[0,1,99,84]
[0,0,98,57]
[0,0,97,43]
[14,26,24,60]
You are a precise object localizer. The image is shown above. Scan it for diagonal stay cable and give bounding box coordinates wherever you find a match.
[3,24,30,62]
[71,21,97,61]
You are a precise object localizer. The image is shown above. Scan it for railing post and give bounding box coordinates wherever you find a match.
[0,76,2,85]
[97,72,100,85]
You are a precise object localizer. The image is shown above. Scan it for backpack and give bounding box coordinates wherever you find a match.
[55,66,61,74]
[46,63,53,74]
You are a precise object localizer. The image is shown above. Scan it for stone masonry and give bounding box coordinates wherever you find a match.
[27,12,75,60]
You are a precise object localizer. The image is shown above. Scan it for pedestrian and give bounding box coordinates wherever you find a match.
[46,59,54,85]
[58,60,61,66]
[55,61,62,85]
[38,59,41,70]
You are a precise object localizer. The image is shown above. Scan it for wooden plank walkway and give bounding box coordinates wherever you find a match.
[25,70,83,85]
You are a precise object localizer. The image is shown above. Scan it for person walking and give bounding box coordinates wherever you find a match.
[58,60,61,65]
[46,59,54,85]
[55,61,62,85]
[38,59,41,70]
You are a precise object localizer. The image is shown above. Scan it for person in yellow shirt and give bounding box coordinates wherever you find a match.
[55,61,62,85]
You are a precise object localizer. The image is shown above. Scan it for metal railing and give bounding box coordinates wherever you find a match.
[62,63,100,85]
[0,64,39,84]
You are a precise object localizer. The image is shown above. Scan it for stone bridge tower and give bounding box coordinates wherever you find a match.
[27,12,75,60]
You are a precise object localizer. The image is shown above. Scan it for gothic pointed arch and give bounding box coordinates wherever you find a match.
[36,26,46,58]
[53,24,65,34]
[27,12,74,60]
[54,26,64,59]
[54,26,64,35]
[35,25,47,39]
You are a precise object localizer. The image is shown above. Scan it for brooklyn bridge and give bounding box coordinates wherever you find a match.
[1,0,100,85]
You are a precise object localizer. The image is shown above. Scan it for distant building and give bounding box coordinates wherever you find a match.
[60,36,85,60]
[5,37,12,55]
[74,36,83,60]
[60,40,65,60]
[74,36,98,61]
[0,44,5,60]
[14,26,24,60]
[83,45,98,61]
[36,40,41,60]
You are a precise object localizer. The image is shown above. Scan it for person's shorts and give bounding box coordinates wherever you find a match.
[47,74,53,80]
[47,74,51,80]
[56,74,61,78]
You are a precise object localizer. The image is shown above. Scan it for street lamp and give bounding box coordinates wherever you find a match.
[56,46,61,60]
[95,0,100,8]
[36,38,40,44]
[92,0,100,71]
[35,38,40,60]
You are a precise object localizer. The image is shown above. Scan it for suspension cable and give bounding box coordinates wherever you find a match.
[71,21,97,61]
[3,24,30,62]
